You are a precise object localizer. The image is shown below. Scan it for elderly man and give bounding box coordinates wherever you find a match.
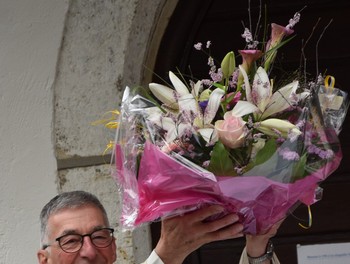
[37,191,279,264]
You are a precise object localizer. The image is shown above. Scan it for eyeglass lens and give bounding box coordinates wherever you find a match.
[58,228,114,253]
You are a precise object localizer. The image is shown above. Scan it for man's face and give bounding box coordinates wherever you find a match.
[37,205,117,264]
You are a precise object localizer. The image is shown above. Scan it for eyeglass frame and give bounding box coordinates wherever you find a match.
[42,227,115,253]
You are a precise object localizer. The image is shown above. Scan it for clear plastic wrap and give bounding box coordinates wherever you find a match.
[318,82,349,135]
[112,84,347,234]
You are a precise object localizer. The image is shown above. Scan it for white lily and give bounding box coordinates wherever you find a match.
[148,71,225,143]
[146,107,193,143]
[222,66,305,139]
[239,65,301,120]
[149,71,202,110]
[258,118,301,138]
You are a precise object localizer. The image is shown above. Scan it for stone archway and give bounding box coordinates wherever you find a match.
[53,0,179,263]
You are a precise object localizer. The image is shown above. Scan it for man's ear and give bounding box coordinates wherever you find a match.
[111,239,117,262]
[37,249,49,264]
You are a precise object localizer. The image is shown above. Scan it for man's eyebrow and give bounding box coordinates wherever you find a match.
[91,225,108,232]
[59,229,79,236]
[58,226,107,237]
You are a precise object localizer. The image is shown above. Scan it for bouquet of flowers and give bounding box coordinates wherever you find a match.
[111,9,349,234]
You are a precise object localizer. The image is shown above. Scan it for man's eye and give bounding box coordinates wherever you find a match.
[61,236,80,245]
[92,230,110,239]
[92,235,108,240]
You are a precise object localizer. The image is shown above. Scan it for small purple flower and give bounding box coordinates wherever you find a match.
[247,116,254,128]
[210,68,223,83]
[194,42,202,50]
[202,160,210,167]
[234,166,245,175]
[206,41,211,48]
[288,129,300,142]
[286,12,301,31]
[207,56,214,67]
[253,133,264,140]
[187,144,195,151]
[307,145,334,159]
[199,100,208,112]
[323,149,334,159]
[241,28,259,49]
[201,79,213,87]
[278,147,300,161]
[276,137,285,144]
[242,28,253,42]
[295,120,306,130]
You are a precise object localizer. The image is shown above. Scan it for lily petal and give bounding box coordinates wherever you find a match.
[228,100,258,117]
[178,93,198,114]
[145,107,163,126]
[192,80,202,98]
[239,65,252,103]
[204,88,225,124]
[198,127,218,144]
[253,67,271,112]
[160,117,177,142]
[149,83,178,109]
[169,71,189,96]
[258,118,300,137]
[261,80,299,119]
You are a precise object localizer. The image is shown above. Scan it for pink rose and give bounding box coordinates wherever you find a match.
[215,114,246,148]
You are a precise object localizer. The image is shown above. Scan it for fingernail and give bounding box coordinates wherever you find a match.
[214,206,225,213]
[231,214,239,222]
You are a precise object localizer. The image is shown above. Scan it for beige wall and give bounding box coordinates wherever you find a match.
[0,0,177,263]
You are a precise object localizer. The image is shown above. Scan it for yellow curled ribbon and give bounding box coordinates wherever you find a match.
[298,205,313,229]
[324,75,335,94]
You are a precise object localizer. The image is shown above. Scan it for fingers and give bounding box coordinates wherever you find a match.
[198,212,240,232]
[200,213,244,244]
[155,205,244,263]
[183,205,225,223]
[187,206,244,244]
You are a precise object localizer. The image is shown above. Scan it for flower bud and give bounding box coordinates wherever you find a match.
[221,51,235,79]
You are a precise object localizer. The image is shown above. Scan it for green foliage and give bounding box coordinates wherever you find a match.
[291,152,307,182]
[245,139,277,171]
[208,141,236,176]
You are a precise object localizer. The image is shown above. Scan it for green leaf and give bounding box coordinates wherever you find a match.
[254,139,277,166]
[212,82,225,89]
[207,141,235,176]
[291,152,307,182]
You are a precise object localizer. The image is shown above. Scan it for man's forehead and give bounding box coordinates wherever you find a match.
[47,205,108,235]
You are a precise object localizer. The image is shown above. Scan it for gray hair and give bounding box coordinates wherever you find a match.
[39,191,109,244]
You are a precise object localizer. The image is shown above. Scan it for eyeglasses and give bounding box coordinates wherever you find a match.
[43,228,114,253]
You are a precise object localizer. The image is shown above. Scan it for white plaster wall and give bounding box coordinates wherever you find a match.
[0,0,69,263]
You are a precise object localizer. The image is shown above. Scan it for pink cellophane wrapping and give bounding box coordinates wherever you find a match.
[112,86,345,234]
[115,140,341,234]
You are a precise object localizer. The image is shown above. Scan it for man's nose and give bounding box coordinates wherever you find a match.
[78,236,98,258]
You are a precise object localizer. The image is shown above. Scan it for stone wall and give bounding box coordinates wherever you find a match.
[54,0,178,263]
